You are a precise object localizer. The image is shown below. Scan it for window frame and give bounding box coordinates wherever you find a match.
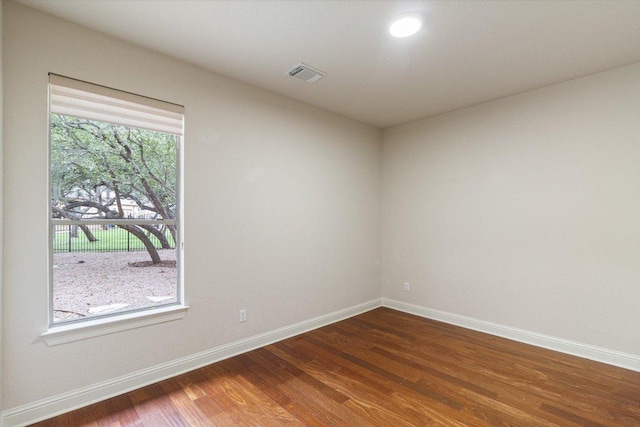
[44,75,187,341]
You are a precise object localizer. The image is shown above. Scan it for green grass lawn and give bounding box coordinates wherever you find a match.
[53,225,175,253]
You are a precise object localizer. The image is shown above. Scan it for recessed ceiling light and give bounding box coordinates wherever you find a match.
[389,16,422,38]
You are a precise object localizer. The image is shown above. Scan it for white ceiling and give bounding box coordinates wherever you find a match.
[17,0,640,129]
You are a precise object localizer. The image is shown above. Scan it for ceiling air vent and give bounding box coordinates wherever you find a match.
[286,62,326,83]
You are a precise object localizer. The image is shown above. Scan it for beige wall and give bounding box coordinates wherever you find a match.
[382,62,640,355]
[2,2,381,410]
[0,0,4,416]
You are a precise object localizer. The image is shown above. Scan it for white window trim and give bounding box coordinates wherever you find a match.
[41,304,189,346]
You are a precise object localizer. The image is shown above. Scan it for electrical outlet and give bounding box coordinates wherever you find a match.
[403,282,411,292]
[239,309,247,322]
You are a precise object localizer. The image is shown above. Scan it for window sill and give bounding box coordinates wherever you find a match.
[41,305,189,346]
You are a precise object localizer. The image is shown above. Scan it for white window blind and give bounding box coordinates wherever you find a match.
[49,74,184,136]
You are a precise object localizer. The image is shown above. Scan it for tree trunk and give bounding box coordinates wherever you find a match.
[79,224,98,242]
[118,224,162,264]
[71,224,97,242]
[51,207,97,242]
[166,224,177,246]
[139,224,172,249]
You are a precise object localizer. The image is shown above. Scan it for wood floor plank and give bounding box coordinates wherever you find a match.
[157,378,211,426]
[245,349,368,427]
[208,359,300,426]
[352,312,638,425]
[320,321,564,424]
[266,342,428,427]
[192,395,236,427]
[103,394,141,426]
[190,366,267,426]
[128,384,188,427]
[309,320,556,426]
[32,308,640,426]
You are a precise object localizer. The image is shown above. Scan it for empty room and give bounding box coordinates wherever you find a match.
[1,0,639,426]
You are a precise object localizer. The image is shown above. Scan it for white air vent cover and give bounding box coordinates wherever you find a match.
[286,62,326,83]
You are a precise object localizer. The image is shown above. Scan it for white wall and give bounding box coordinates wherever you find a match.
[382,63,640,356]
[2,1,381,411]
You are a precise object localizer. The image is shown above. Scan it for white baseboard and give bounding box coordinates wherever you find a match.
[1,298,382,427]
[382,298,640,372]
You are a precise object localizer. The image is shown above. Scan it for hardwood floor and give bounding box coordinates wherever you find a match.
[32,308,640,426]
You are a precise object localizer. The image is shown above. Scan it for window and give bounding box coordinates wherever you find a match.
[48,74,184,326]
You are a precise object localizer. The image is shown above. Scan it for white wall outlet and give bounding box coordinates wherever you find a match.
[239,309,247,322]
[403,282,411,292]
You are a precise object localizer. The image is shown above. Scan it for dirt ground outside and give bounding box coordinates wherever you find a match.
[52,249,177,322]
